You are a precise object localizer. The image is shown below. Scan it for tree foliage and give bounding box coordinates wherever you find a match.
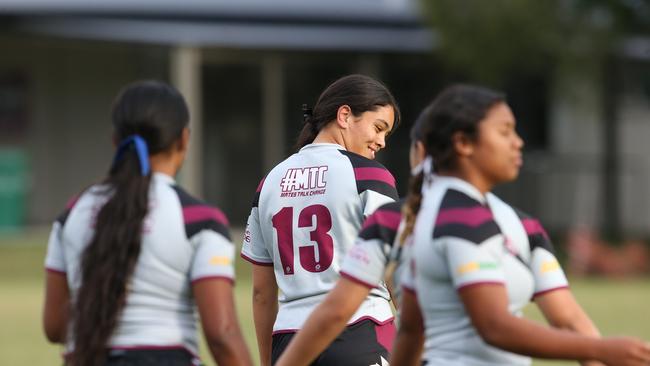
[421,0,649,85]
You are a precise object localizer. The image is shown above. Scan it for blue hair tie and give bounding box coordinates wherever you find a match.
[112,135,150,176]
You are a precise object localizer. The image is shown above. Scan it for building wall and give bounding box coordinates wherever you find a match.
[0,35,168,223]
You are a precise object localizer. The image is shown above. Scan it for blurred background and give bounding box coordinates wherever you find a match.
[0,0,648,365]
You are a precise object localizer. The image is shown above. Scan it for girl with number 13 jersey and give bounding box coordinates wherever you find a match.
[240,74,400,366]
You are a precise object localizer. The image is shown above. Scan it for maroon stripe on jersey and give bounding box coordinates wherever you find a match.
[45,267,66,275]
[436,206,493,227]
[191,275,235,285]
[256,177,265,192]
[252,177,265,208]
[240,252,273,266]
[522,218,548,238]
[65,195,80,209]
[362,210,401,231]
[532,285,569,299]
[457,281,505,291]
[340,271,377,289]
[183,205,229,226]
[374,319,396,352]
[56,194,81,226]
[354,167,396,188]
[172,185,231,240]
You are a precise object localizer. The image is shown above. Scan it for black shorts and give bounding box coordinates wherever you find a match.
[271,319,395,366]
[103,348,201,366]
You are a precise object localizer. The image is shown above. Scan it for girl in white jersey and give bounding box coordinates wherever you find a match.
[390,84,650,366]
[240,74,400,366]
[276,98,591,366]
[43,81,253,366]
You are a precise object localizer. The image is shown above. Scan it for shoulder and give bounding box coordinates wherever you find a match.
[512,207,555,253]
[170,185,231,240]
[433,189,501,244]
[338,150,397,199]
[358,198,404,242]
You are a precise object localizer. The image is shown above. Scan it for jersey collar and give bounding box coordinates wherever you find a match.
[433,175,487,204]
[152,172,175,184]
[299,142,346,152]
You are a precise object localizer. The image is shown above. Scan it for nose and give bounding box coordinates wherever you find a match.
[377,134,386,149]
[514,132,524,149]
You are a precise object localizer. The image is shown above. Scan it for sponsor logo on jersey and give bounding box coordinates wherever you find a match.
[348,245,371,265]
[209,255,231,266]
[541,259,560,273]
[279,166,328,197]
[457,261,499,275]
[244,224,251,243]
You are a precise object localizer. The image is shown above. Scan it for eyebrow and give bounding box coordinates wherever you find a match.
[376,119,391,130]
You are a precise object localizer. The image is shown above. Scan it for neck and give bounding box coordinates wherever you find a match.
[149,152,180,177]
[437,168,493,195]
[312,124,346,149]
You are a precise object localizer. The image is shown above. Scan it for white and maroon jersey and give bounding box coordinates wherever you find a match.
[240,143,398,332]
[339,199,410,303]
[404,176,568,366]
[44,173,235,355]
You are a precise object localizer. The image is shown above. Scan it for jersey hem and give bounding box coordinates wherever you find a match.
[45,267,66,275]
[532,285,570,299]
[191,275,235,285]
[240,252,273,266]
[340,271,377,289]
[456,280,505,292]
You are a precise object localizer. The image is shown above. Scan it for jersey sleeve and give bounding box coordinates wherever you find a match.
[445,236,506,290]
[190,229,235,283]
[522,217,569,296]
[339,201,403,288]
[434,190,506,289]
[240,178,273,266]
[44,221,66,274]
[44,195,80,274]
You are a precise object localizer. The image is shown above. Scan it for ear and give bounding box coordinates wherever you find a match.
[177,127,190,152]
[415,141,426,162]
[452,131,474,158]
[335,105,352,129]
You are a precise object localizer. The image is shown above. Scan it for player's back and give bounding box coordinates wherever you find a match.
[242,143,397,331]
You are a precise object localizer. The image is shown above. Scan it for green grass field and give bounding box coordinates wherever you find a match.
[1,230,649,365]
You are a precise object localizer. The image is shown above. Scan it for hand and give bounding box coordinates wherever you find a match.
[597,337,650,366]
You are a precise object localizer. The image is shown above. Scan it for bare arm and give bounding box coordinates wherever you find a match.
[460,284,650,365]
[252,264,278,366]
[194,278,253,366]
[43,271,69,343]
[535,288,604,366]
[275,278,371,366]
[389,289,424,366]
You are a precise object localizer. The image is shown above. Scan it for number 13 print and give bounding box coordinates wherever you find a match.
[271,204,334,275]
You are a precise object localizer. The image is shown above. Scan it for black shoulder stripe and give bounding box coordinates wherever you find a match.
[186,219,231,241]
[439,189,484,209]
[338,149,381,168]
[357,180,399,200]
[55,208,72,226]
[171,185,231,241]
[514,207,556,255]
[338,150,398,199]
[433,221,501,244]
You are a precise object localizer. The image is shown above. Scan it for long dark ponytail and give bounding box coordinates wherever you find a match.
[294,74,400,151]
[399,84,505,243]
[69,81,189,366]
